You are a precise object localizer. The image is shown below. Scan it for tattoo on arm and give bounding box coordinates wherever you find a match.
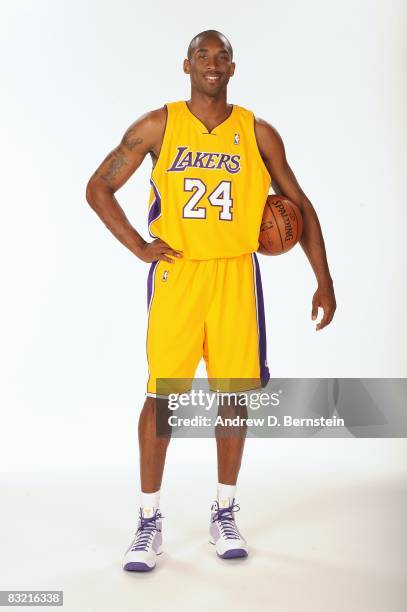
[122,127,144,151]
[99,149,129,184]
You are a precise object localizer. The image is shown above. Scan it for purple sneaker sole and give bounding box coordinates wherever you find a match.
[123,562,155,572]
[217,548,248,559]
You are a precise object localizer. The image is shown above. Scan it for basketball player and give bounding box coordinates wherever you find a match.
[86,30,336,571]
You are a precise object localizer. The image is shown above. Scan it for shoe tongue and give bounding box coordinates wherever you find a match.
[142,506,155,518]
[219,498,233,509]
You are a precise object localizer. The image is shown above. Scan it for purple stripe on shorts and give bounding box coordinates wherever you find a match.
[147,261,158,310]
[253,253,270,387]
[148,179,161,238]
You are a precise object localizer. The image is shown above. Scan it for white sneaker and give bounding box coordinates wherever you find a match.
[209,499,248,559]
[123,508,163,571]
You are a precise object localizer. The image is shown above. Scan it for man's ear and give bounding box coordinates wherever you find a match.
[230,62,236,77]
[183,58,190,74]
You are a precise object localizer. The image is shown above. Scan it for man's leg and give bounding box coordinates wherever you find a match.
[215,397,248,485]
[206,253,269,488]
[145,256,206,490]
[209,397,249,558]
[123,258,205,572]
[205,253,269,558]
[138,396,171,492]
[122,396,171,572]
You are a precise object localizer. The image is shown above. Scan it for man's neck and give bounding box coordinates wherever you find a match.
[186,90,231,120]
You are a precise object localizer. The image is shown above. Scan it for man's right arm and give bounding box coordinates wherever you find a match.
[86,107,182,264]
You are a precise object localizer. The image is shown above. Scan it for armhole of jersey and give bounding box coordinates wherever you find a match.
[250,111,272,185]
[150,103,170,179]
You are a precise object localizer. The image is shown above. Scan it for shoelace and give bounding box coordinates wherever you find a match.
[131,508,163,552]
[211,500,241,540]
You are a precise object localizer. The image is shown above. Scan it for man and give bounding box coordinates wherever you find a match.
[86,29,336,572]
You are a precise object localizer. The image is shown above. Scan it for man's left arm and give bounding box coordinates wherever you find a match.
[254,117,336,331]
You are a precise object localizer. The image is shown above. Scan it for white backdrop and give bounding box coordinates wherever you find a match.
[1,0,406,471]
[0,4,406,607]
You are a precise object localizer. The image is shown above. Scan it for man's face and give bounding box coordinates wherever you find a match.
[183,35,235,97]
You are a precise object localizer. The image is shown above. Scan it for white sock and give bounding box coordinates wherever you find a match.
[217,483,237,508]
[140,490,160,517]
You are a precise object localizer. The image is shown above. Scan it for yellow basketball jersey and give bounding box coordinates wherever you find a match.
[148,100,271,260]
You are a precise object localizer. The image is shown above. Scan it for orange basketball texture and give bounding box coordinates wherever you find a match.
[258,195,303,255]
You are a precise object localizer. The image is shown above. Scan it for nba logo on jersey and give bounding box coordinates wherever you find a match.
[234,133,240,145]
[162,270,169,282]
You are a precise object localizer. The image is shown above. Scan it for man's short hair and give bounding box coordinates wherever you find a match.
[187,30,233,60]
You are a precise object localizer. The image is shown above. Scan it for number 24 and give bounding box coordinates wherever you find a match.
[182,178,233,221]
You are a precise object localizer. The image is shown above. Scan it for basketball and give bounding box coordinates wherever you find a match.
[258,195,303,255]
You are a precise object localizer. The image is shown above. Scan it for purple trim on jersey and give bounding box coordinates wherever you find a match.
[148,179,161,238]
[147,261,158,309]
[252,253,270,387]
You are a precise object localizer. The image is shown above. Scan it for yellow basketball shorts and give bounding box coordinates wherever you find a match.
[146,252,269,396]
